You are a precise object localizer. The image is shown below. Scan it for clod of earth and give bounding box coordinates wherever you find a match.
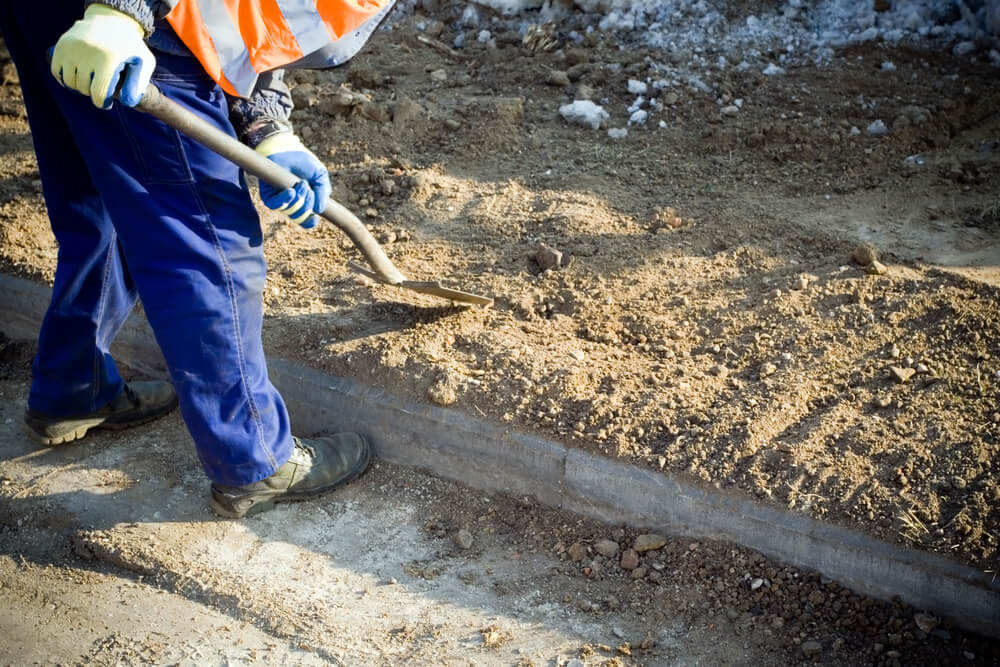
[866,260,889,275]
[852,244,879,266]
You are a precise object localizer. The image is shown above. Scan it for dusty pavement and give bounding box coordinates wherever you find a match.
[1,7,998,574]
[1,343,999,666]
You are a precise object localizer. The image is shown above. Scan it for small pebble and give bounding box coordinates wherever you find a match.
[889,366,915,384]
[595,539,619,558]
[620,549,639,570]
[852,244,878,266]
[536,243,563,271]
[633,534,667,552]
[454,528,474,550]
[866,260,888,276]
[567,542,587,561]
[801,640,822,657]
[547,70,571,87]
[867,119,889,136]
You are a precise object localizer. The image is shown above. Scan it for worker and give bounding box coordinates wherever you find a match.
[0,0,394,518]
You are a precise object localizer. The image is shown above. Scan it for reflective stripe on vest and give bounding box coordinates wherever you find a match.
[164,0,395,97]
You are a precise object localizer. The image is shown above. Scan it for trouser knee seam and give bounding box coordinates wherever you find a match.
[91,235,117,412]
[183,178,278,471]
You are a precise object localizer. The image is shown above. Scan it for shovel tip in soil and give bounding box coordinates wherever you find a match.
[348,262,493,307]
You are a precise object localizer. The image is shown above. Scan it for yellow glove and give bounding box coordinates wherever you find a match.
[50,4,155,109]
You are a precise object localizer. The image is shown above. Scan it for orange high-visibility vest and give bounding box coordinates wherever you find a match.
[164,0,395,97]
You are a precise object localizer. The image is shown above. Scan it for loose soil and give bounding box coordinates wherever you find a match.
[1,349,999,665]
[0,9,997,577]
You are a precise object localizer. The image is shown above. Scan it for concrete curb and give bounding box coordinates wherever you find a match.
[2,274,997,636]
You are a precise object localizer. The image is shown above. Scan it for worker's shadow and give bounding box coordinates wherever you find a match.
[274,298,471,347]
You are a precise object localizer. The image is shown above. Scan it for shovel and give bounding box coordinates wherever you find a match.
[134,83,493,307]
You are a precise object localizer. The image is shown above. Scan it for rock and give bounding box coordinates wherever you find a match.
[721,105,739,117]
[807,590,825,605]
[378,230,397,244]
[290,83,317,109]
[567,541,588,561]
[791,275,810,290]
[890,343,900,359]
[569,350,585,361]
[620,549,639,570]
[866,260,888,275]
[392,98,424,128]
[867,119,889,136]
[631,566,647,580]
[633,534,668,552]
[750,577,765,590]
[430,68,448,82]
[914,612,939,633]
[852,244,878,266]
[915,363,930,374]
[760,362,777,378]
[565,47,589,66]
[548,70,571,87]
[427,373,459,405]
[536,244,563,270]
[595,539,619,558]
[347,66,384,89]
[889,366,915,384]
[559,100,608,130]
[423,19,445,36]
[801,641,822,657]
[454,529,474,550]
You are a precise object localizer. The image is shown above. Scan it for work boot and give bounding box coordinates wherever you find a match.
[24,380,178,445]
[210,434,371,519]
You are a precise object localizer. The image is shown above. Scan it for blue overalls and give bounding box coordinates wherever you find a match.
[0,3,294,486]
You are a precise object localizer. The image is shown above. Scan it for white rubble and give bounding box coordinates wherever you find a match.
[867,119,889,136]
[559,100,609,130]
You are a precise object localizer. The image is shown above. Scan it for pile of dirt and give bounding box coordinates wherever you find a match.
[0,13,996,573]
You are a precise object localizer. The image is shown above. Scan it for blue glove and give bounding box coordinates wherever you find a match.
[254,133,331,229]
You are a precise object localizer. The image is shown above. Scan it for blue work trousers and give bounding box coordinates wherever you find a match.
[0,3,294,486]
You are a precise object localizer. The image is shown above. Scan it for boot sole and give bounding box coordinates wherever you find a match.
[210,438,373,519]
[24,397,180,446]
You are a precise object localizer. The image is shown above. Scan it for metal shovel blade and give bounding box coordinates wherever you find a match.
[348,263,493,306]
